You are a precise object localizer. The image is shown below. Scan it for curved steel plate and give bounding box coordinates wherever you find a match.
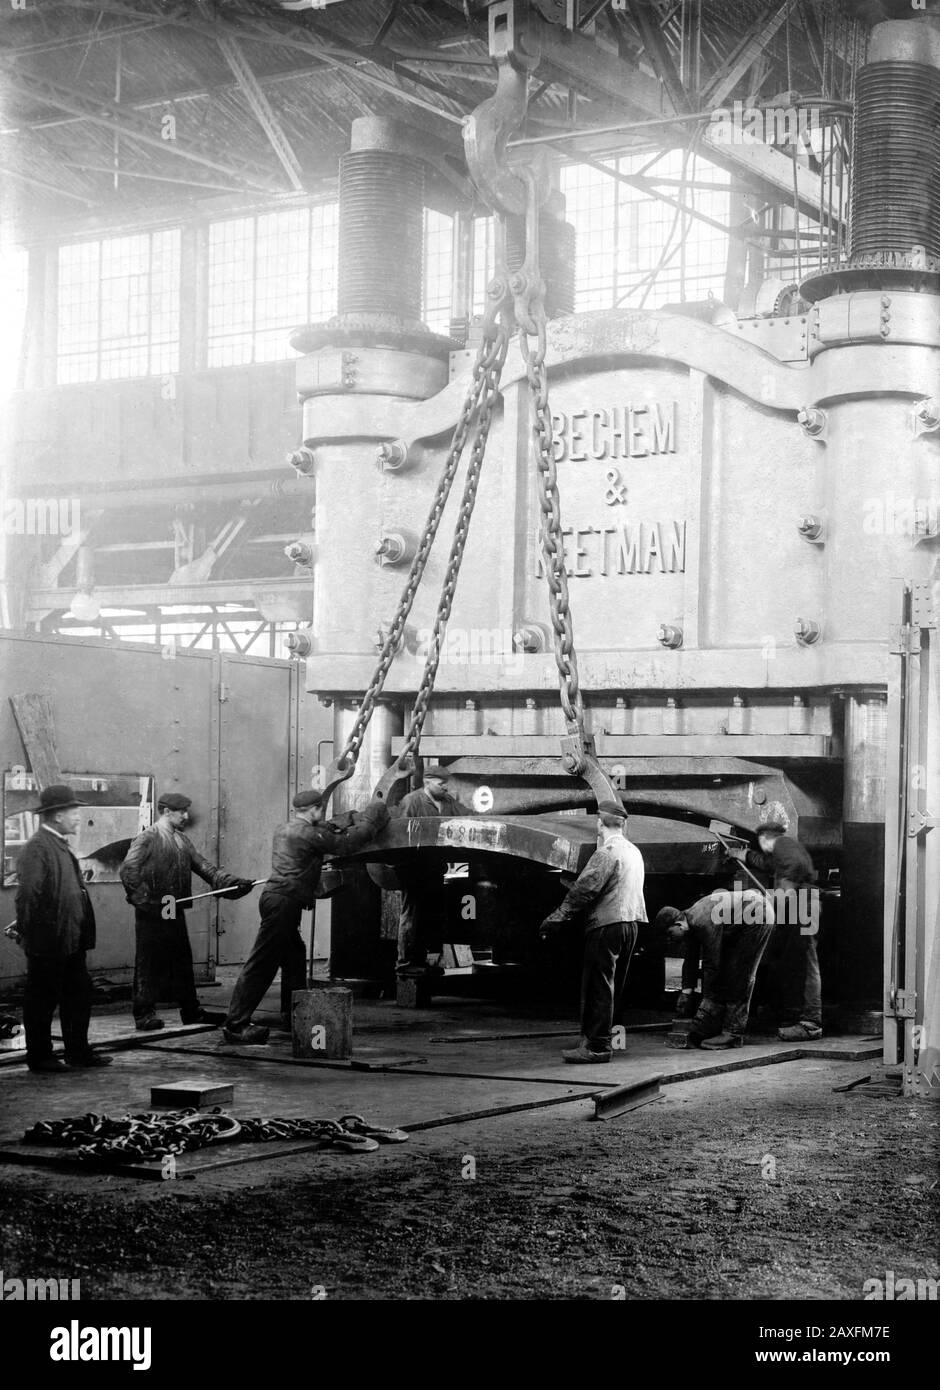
[336,813,727,878]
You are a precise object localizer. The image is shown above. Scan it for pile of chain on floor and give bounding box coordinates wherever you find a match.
[22,1109,407,1164]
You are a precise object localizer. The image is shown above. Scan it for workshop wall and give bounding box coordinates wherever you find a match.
[0,631,329,994]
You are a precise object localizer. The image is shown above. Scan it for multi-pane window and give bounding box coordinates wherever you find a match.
[471,216,497,318]
[0,244,29,395]
[561,151,730,310]
[207,202,338,366]
[57,230,180,383]
[469,155,729,318]
[423,209,453,335]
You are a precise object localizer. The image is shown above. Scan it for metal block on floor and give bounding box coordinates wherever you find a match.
[396,974,433,1009]
[292,987,352,1059]
[664,1019,699,1050]
[592,1075,663,1121]
[150,1081,235,1108]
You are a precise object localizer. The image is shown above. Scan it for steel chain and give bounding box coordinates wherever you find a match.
[338,307,510,771]
[519,311,586,737]
[402,315,510,758]
[336,163,586,775]
[23,1109,380,1165]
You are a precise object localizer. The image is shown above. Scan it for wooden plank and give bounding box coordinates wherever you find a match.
[150,1081,235,1107]
[9,693,62,787]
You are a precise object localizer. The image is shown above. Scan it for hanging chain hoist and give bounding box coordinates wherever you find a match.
[316,266,513,807]
[318,0,622,814]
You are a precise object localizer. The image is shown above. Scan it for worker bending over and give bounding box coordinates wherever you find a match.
[539,801,646,1064]
[737,822,822,1041]
[655,888,775,1049]
[222,788,389,1044]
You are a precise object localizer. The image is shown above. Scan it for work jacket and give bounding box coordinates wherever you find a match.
[15,826,96,957]
[120,825,238,910]
[555,832,647,930]
[746,835,817,889]
[397,788,471,818]
[266,800,390,907]
[679,889,775,997]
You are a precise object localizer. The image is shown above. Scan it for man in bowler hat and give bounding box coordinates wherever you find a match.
[15,783,110,1073]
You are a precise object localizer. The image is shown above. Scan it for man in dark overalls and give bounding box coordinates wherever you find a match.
[394,766,470,976]
[121,792,254,1031]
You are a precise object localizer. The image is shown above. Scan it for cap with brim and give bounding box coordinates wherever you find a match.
[654,906,684,932]
[422,765,451,781]
[596,799,627,819]
[157,792,192,812]
[32,783,87,814]
[293,788,325,810]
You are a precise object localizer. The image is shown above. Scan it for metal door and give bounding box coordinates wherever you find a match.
[214,653,302,965]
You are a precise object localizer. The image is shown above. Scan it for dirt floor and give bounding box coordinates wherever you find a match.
[1,1052,937,1301]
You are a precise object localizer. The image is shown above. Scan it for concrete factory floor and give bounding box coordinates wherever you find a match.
[0,977,936,1301]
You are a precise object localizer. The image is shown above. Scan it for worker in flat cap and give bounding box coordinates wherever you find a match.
[655,888,775,1049]
[222,785,390,1044]
[735,822,822,1041]
[14,784,109,1073]
[120,792,255,1031]
[394,764,472,977]
[538,800,647,1063]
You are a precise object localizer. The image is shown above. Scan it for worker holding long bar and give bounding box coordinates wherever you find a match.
[119,792,255,1033]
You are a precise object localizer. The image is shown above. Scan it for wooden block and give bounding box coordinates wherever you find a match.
[396,975,432,1009]
[292,987,352,1059]
[151,1080,234,1108]
[9,694,62,787]
[451,943,474,967]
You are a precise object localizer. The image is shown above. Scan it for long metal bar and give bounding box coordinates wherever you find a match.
[0,163,95,204]
[61,161,254,195]
[510,100,850,146]
[173,879,265,909]
[214,32,305,191]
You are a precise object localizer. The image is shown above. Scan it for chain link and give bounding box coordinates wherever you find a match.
[337,161,586,778]
[519,311,585,737]
[338,302,510,771]
[23,1109,392,1165]
[402,315,510,759]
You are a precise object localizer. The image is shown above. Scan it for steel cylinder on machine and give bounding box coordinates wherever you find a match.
[848,21,940,266]
[505,199,576,318]
[337,138,426,323]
